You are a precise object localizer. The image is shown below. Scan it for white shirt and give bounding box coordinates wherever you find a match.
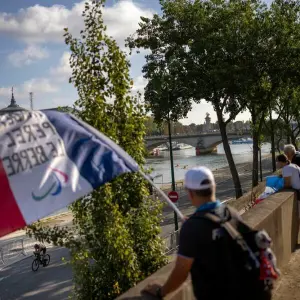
[282,163,300,190]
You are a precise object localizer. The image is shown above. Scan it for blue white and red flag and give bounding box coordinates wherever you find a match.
[0,110,139,237]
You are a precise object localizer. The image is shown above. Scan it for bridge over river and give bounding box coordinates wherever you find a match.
[145,131,252,155]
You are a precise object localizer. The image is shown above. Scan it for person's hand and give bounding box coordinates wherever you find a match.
[182,216,189,224]
[142,283,163,298]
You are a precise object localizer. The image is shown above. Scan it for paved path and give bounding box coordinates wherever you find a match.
[0,247,72,300]
[273,246,300,300]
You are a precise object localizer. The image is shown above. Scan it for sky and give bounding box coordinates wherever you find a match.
[0,0,272,125]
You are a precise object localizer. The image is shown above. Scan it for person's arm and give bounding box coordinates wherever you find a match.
[160,255,193,296]
[282,166,292,188]
[143,221,195,298]
[143,255,193,298]
[283,176,292,188]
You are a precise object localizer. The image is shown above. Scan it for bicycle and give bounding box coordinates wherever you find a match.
[31,252,50,272]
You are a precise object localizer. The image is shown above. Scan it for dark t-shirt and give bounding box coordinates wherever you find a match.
[178,205,268,300]
[292,152,300,167]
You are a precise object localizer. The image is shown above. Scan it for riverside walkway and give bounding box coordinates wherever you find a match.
[273,246,300,300]
[118,190,300,299]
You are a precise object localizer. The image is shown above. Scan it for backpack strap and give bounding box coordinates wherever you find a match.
[204,212,242,241]
[204,211,260,269]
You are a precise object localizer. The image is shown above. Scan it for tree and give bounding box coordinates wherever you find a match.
[274,86,300,149]
[56,106,78,115]
[127,0,267,198]
[262,117,286,154]
[243,0,300,185]
[144,116,162,136]
[27,1,167,299]
[263,107,281,172]
[263,85,300,172]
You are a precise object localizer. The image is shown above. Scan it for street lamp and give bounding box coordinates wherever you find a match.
[167,113,178,230]
[259,146,263,182]
[151,87,188,231]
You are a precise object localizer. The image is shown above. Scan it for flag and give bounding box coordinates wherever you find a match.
[0,110,139,237]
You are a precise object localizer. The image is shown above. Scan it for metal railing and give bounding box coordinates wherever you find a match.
[163,230,179,255]
[0,234,57,268]
[0,239,27,266]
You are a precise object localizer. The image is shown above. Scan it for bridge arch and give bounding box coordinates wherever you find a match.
[206,136,253,151]
[145,132,252,153]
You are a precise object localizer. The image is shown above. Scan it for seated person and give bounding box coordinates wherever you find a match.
[276,154,300,190]
[284,144,300,167]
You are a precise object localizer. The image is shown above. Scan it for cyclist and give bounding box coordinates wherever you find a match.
[33,243,47,262]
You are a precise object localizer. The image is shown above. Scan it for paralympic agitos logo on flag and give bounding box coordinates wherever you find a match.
[0,110,143,238]
[32,167,69,201]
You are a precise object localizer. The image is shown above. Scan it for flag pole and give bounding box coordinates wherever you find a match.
[139,170,185,221]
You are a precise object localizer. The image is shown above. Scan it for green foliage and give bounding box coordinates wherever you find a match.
[144,116,163,136]
[127,0,264,197]
[274,85,300,148]
[27,1,167,299]
[56,106,79,118]
[240,0,300,184]
[128,0,265,121]
[262,118,286,150]
[128,0,300,189]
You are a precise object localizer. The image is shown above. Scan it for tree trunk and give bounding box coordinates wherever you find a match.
[291,132,298,150]
[276,138,282,153]
[252,129,259,187]
[283,119,290,144]
[251,110,264,188]
[268,109,276,172]
[216,109,243,198]
[270,130,276,172]
[291,137,297,150]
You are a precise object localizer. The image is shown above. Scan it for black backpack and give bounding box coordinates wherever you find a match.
[194,206,280,300]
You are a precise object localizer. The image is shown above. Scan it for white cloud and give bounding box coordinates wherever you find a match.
[131,75,147,95]
[180,102,251,125]
[0,78,59,108]
[0,3,84,44]
[8,45,49,67]
[104,1,153,46]
[0,1,155,111]
[0,1,153,46]
[22,78,58,94]
[180,102,218,125]
[50,51,71,81]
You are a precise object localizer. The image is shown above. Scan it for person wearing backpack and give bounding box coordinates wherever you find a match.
[144,166,279,300]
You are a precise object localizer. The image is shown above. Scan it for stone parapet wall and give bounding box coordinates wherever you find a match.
[117,190,298,300]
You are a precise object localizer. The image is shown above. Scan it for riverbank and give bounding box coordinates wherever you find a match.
[0,155,274,265]
[31,156,274,230]
[0,155,273,244]
[147,143,272,183]
[158,154,273,191]
[160,155,274,236]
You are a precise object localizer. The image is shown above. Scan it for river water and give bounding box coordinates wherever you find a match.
[51,142,271,218]
[146,143,271,185]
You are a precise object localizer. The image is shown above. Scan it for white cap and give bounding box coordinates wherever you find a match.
[184,166,215,190]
